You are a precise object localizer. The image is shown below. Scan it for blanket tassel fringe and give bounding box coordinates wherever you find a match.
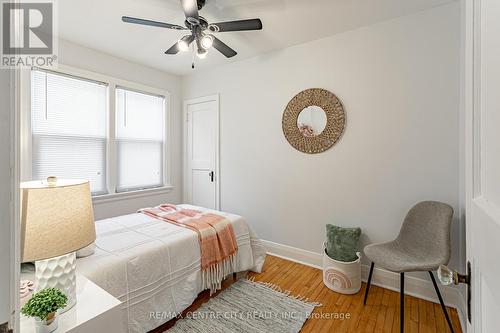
[203,254,239,295]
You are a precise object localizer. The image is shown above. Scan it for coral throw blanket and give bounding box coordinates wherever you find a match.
[138,204,238,293]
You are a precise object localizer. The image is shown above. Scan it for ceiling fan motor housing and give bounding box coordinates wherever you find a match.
[185,16,208,30]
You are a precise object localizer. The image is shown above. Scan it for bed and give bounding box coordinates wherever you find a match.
[75,204,267,333]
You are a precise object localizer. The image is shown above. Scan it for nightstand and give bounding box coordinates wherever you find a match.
[20,274,123,333]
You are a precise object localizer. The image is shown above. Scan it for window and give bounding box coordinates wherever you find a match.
[30,68,169,197]
[115,88,165,192]
[31,69,108,194]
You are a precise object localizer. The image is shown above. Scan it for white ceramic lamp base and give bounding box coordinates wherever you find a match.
[35,252,77,313]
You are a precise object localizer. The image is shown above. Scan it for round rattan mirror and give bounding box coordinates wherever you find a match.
[282,88,346,154]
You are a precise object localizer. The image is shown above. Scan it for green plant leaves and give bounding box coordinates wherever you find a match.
[21,288,68,321]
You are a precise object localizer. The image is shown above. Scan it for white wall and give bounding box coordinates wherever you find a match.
[182,3,462,270]
[58,40,184,219]
[0,70,13,327]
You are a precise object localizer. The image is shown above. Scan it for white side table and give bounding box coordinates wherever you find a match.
[20,275,123,333]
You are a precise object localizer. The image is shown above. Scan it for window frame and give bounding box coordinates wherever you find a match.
[21,64,173,202]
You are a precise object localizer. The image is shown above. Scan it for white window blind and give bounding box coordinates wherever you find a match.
[115,87,165,192]
[31,69,108,194]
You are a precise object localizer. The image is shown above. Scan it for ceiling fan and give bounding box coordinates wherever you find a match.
[122,0,262,65]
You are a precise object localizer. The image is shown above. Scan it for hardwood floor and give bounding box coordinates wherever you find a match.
[152,255,462,333]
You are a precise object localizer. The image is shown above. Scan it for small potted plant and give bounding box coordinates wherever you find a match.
[21,288,67,333]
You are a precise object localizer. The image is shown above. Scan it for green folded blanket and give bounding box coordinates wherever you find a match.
[325,224,361,262]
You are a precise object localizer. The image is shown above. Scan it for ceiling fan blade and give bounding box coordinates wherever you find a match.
[165,43,181,55]
[122,16,186,30]
[165,35,194,54]
[212,36,237,58]
[208,19,262,32]
[180,0,199,21]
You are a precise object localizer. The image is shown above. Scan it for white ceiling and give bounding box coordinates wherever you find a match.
[59,0,455,76]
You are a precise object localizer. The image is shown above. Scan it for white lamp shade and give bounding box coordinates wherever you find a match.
[21,178,96,262]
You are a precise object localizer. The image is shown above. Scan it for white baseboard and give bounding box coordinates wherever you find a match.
[262,239,467,332]
[261,240,324,269]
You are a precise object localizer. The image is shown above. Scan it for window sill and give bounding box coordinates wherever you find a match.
[92,185,175,205]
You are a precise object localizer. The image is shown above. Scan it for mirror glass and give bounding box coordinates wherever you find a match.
[296,106,327,137]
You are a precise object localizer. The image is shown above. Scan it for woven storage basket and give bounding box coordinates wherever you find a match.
[322,242,361,294]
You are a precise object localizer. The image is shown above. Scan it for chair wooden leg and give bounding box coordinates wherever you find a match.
[400,272,405,333]
[429,271,455,333]
[233,272,237,282]
[364,262,375,305]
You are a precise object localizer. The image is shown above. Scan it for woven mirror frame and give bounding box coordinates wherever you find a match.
[282,88,346,154]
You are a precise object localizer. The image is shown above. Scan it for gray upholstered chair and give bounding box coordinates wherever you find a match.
[363,201,454,333]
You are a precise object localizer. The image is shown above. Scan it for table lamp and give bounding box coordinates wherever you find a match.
[20,177,96,312]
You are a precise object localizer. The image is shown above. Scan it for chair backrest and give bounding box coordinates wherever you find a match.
[396,201,454,263]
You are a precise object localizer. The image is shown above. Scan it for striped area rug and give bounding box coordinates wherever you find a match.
[167,278,321,333]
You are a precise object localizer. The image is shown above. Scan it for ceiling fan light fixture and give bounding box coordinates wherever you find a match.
[197,48,208,59]
[200,34,214,49]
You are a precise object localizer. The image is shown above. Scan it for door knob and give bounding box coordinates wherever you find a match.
[209,171,214,182]
[437,263,470,286]
[438,262,472,323]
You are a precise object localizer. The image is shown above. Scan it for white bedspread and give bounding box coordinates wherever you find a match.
[76,205,266,333]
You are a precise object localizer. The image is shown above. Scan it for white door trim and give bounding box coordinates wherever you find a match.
[183,94,220,210]
[464,0,479,331]
[9,71,21,333]
[10,5,22,332]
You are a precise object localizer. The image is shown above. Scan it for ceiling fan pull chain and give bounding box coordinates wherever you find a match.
[191,43,195,69]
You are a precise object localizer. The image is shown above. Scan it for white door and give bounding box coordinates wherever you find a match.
[464,0,500,331]
[185,95,219,210]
